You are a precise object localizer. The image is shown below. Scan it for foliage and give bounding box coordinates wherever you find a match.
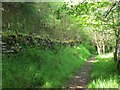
[82,43,97,54]
[2,1,119,53]
[2,1,120,88]
[2,45,91,88]
[2,2,94,44]
[88,53,120,88]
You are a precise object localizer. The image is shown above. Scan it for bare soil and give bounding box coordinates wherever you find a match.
[66,56,96,89]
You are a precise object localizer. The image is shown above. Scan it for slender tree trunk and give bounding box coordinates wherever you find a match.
[97,45,101,55]
[114,38,119,62]
[117,59,120,71]
[102,44,105,54]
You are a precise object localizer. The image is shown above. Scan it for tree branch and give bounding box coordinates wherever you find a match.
[105,2,117,18]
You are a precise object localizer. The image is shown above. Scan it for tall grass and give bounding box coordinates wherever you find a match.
[88,53,120,88]
[2,45,91,88]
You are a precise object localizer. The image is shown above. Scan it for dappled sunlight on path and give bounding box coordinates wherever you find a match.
[66,56,96,89]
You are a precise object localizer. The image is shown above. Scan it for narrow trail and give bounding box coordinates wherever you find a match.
[66,56,96,89]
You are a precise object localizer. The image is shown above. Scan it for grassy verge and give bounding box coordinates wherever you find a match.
[88,53,120,88]
[3,45,91,88]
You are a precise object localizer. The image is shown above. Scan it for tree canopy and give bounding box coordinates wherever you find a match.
[2,1,120,54]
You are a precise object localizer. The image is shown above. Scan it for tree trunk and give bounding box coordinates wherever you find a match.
[97,45,101,55]
[117,60,120,71]
[114,38,119,62]
[102,44,105,54]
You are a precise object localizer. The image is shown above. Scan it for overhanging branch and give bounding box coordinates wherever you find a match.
[105,2,117,18]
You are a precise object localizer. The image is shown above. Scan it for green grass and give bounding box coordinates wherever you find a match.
[2,45,91,88]
[88,53,120,88]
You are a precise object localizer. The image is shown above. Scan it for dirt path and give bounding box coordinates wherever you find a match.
[66,56,96,89]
